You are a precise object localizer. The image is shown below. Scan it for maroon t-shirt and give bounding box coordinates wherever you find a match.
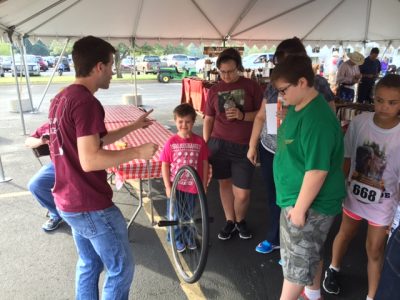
[48,84,112,212]
[205,76,263,145]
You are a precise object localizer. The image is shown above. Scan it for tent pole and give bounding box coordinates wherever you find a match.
[19,37,34,112]
[132,38,138,106]
[7,30,27,135]
[36,37,70,112]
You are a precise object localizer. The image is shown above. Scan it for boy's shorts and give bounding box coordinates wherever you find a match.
[280,207,335,286]
[207,137,254,189]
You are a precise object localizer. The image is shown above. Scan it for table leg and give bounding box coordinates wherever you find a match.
[127,179,143,228]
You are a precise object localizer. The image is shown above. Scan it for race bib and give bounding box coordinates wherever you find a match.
[350,180,381,204]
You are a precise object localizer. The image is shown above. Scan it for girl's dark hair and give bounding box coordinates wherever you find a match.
[173,104,197,121]
[72,36,116,77]
[216,48,244,72]
[273,37,307,65]
[375,74,400,92]
[271,55,314,87]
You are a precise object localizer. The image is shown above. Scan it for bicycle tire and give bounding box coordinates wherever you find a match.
[169,165,209,283]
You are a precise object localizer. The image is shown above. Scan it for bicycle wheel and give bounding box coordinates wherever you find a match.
[168,165,209,283]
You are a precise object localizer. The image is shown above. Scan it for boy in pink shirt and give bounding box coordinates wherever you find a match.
[160,104,209,252]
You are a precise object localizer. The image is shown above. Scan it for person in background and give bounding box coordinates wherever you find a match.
[247,37,335,257]
[25,123,61,231]
[203,47,263,241]
[271,55,345,300]
[48,36,158,299]
[336,51,364,102]
[357,48,381,104]
[375,225,400,300]
[380,57,389,76]
[323,74,400,300]
[160,104,209,253]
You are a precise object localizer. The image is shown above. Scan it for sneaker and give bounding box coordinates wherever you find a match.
[218,220,236,240]
[236,220,252,239]
[322,267,340,295]
[298,289,323,300]
[187,241,197,250]
[42,218,63,231]
[255,240,280,254]
[176,241,186,253]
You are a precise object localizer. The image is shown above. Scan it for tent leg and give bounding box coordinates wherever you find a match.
[8,36,27,135]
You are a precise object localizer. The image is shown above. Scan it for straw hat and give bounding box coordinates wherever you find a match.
[348,52,365,65]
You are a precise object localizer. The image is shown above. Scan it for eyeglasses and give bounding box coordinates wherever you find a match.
[277,84,293,96]
[218,68,237,76]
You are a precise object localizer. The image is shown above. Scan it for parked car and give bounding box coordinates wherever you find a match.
[36,56,48,71]
[195,56,217,73]
[55,56,71,72]
[0,56,12,72]
[12,54,40,76]
[136,55,166,74]
[242,53,274,70]
[43,56,55,68]
[120,57,135,72]
[163,54,195,69]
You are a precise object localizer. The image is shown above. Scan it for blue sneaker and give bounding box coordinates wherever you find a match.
[42,218,63,232]
[176,241,186,253]
[255,240,280,254]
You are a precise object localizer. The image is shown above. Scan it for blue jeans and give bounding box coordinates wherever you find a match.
[375,225,400,300]
[58,205,134,300]
[259,144,280,245]
[27,162,60,220]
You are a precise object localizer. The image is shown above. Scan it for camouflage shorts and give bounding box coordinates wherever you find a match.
[280,207,335,286]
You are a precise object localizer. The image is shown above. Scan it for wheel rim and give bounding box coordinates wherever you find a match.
[169,166,209,283]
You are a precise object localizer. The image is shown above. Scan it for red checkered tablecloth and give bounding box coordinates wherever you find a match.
[104,104,147,123]
[103,105,173,180]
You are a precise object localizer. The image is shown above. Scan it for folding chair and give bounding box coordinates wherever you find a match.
[32,144,50,166]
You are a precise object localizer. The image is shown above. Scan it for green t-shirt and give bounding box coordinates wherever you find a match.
[273,94,346,215]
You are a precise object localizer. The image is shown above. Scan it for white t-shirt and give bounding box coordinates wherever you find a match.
[344,112,400,226]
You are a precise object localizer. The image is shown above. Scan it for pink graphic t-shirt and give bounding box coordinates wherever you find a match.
[159,133,208,194]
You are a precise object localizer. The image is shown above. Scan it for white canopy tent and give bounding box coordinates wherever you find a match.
[1,0,400,134]
[1,0,400,48]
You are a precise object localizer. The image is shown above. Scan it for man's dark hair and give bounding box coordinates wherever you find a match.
[173,104,197,121]
[271,55,314,87]
[375,74,400,92]
[216,48,244,72]
[370,47,380,55]
[72,36,116,77]
[273,37,307,65]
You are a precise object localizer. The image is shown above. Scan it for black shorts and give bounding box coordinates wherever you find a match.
[207,137,255,189]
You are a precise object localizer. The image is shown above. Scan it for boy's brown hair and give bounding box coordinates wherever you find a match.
[173,104,197,121]
[271,55,314,87]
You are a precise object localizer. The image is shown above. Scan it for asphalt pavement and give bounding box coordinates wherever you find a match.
[0,79,369,299]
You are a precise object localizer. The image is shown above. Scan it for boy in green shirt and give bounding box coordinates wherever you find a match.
[271,55,346,300]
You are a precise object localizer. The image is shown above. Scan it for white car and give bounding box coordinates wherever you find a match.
[163,54,195,69]
[12,54,40,76]
[242,53,274,70]
[195,57,217,73]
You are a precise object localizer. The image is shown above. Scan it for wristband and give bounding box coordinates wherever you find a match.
[240,111,245,121]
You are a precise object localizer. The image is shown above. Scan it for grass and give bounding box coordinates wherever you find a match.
[0,72,158,85]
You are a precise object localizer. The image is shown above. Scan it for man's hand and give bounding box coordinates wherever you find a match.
[134,109,154,130]
[287,206,307,228]
[134,143,159,160]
